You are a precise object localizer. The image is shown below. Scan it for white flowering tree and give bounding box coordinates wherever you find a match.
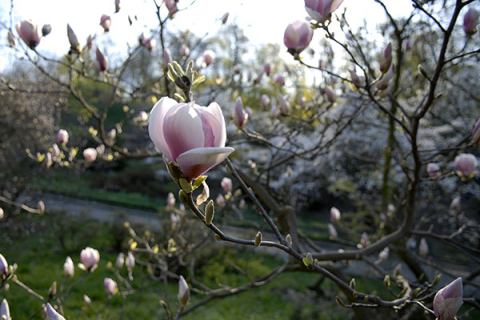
[1,0,479,319]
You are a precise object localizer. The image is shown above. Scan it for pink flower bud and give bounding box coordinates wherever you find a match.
[270,98,278,118]
[274,74,285,85]
[233,97,248,129]
[165,0,178,16]
[83,148,97,162]
[86,35,95,50]
[472,117,480,146]
[57,129,68,144]
[305,0,344,23]
[104,278,117,295]
[221,12,229,25]
[7,30,17,48]
[283,20,313,54]
[221,177,232,193]
[419,238,428,257]
[178,276,190,306]
[45,152,53,169]
[16,20,41,49]
[463,8,479,35]
[0,207,4,220]
[83,295,91,309]
[51,144,60,159]
[63,256,74,278]
[0,253,8,275]
[245,106,253,120]
[166,192,175,209]
[216,194,225,207]
[46,303,65,320]
[94,47,108,72]
[278,95,290,114]
[433,277,463,320]
[450,196,461,212]
[263,63,272,76]
[115,0,121,13]
[454,153,477,177]
[116,253,124,269]
[324,86,336,103]
[328,223,338,239]
[260,94,270,108]
[80,247,100,271]
[203,50,215,66]
[42,24,52,37]
[148,97,234,179]
[100,14,111,32]
[163,48,172,71]
[67,24,80,53]
[180,44,190,56]
[0,299,10,320]
[376,65,394,91]
[427,163,441,178]
[380,43,392,74]
[126,251,135,269]
[38,200,45,214]
[330,207,340,221]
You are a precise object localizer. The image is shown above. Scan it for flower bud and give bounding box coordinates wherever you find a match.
[330,207,341,221]
[100,14,111,32]
[233,97,248,129]
[179,44,190,57]
[0,207,4,220]
[44,152,53,169]
[305,0,344,23]
[324,86,336,103]
[0,253,8,275]
[83,148,97,162]
[278,95,290,114]
[42,24,52,37]
[16,20,41,49]
[203,50,215,66]
[454,153,477,177]
[472,117,480,146]
[328,223,337,239]
[166,192,176,209]
[126,251,135,269]
[254,231,262,247]
[285,234,292,247]
[205,200,215,225]
[433,277,463,320]
[378,247,389,262]
[163,48,172,72]
[57,129,69,144]
[86,34,95,50]
[95,47,108,72]
[178,276,190,306]
[380,43,392,74]
[221,12,229,25]
[263,63,272,76]
[0,299,10,320]
[104,278,118,295]
[449,196,461,213]
[115,0,121,13]
[80,247,100,272]
[419,238,428,257]
[427,163,441,178]
[64,256,74,278]
[165,0,178,16]
[38,201,45,214]
[260,94,270,108]
[216,193,225,207]
[274,74,285,85]
[284,20,313,55]
[67,24,81,53]
[463,8,479,35]
[116,252,124,269]
[46,303,65,320]
[83,295,92,309]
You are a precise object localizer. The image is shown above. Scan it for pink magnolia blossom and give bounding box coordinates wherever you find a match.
[260,94,270,108]
[42,24,52,37]
[203,50,215,66]
[163,48,172,71]
[283,20,313,54]
[433,278,463,320]
[166,192,175,209]
[104,278,118,295]
[86,34,95,50]
[165,0,179,16]
[0,253,7,275]
[305,0,344,23]
[126,251,135,269]
[233,97,248,129]
[380,43,392,74]
[67,24,81,53]
[180,44,190,56]
[95,47,108,72]
[330,207,340,221]
[274,74,285,85]
[472,117,480,146]
[139,33,156,51]
[0,208,4,220]
[324,86,336,103]
[0,299,10,320]
[100,14,111,32]
[80,247,100,271]
[178,276,190,306]
[278,95,290,114]
[328,223,338,239]
[148,97,234,179]
[463,8,479,35]
[263,63,272,76]
[427,163,441,178]
[64,256,74,278]
[46,303,65,320]
[16,20,41,49]
[221,177,232,193]
[216,194,226,207]
[454,153,477,177]
[116,253,124,269]
[83,148,97,162]
[57,129,69,144]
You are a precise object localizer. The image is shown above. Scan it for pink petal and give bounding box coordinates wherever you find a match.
[204,102,227,147]
[176,147,235,179]
[149,97,178,160]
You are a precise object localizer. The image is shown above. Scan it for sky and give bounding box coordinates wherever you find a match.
[0,0,414,70]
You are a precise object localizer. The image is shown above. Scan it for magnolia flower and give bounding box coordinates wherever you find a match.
[86,34,95,50]
[80,247,100,271]
[328,223,338,239]
[427,163,441,178]
[450,196,461,213]
[115,0,121,13]
[203,50,215,66]
[180,44,190,56]
[379,43,392,74]
[245,106,253,120]
[148,97,234,179]
[45,152,53,169]
[263,63,272,76]
[376,65,394,91]
[178,276,190,306]
[419,238,429,257]
[330,207,340,221]
[283,20,313,54]
[83,295,92,309]
[216,193,226,207]
[83,148,97,162]
[116,253,124,269]
[274,74,285,85]
[270,98,278,118]
[46,303,65,320]
[138,111,149,122]
[473,117,480,146]
[94,47,108,72]
[324,86,336,103]
[67,24,81,53]
[0,207,4,220]
[454,153,477,177]
[166,192,176,209]
[0,299,10,320]
[260,94,270,108]
[139,33,156,51]
[0,253,7,275]
[52,144,60,159]
[433,278,463,320]
[42,24,52,36]
[233,97,248,129]
[463,8,479,35]
[104,278,118,295]
[16,20,41,49]
[165,0,178,16]
[278,95,290,114]
[64,256,74,278]
[126,251,135,269]
[100,14,111,32]
[221,177,233,193]
[305,0,344,23]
